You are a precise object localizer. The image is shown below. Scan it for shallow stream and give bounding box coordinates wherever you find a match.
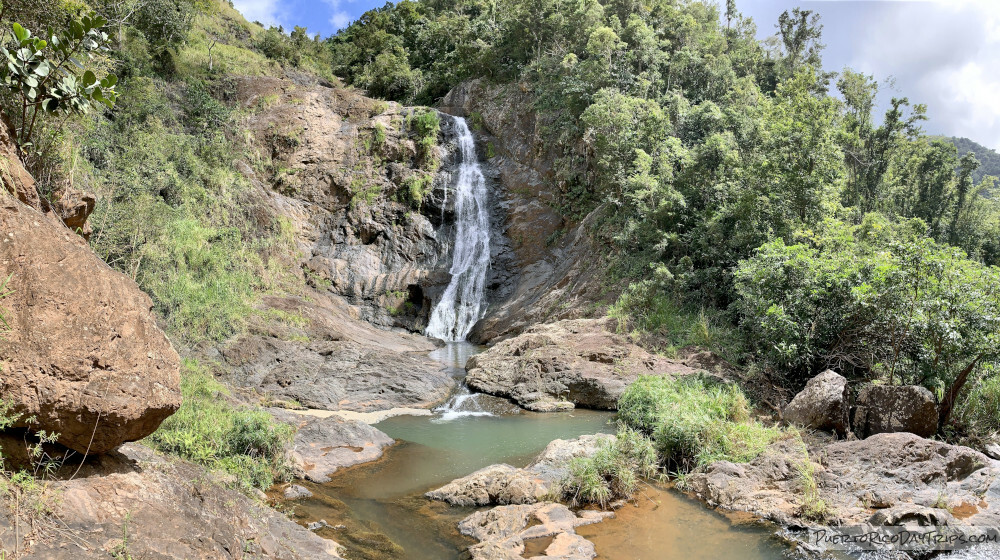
[286,342,799,559]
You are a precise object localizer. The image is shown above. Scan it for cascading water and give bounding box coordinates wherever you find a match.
[425,116,491,342]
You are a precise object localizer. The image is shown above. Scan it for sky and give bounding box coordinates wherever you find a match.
[231,0,1000,150]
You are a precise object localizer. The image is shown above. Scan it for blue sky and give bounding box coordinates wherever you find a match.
[232,0,1000,150]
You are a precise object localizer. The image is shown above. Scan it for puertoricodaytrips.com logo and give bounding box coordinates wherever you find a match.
[801,526,1000,552]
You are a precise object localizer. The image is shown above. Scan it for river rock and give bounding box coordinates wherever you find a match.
[465,318,699,410]
[685,432,997,527]
[270,409,395,483]
[458,502,612,560]
[0,444,343,559]
[284,484,314,500]
[0,198,181,455]
[783,370,849,435]
[427,434,614,506]
[852,384,939,438]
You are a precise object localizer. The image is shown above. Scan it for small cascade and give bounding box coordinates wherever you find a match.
[426,116,491,342]
[433,387,494,421]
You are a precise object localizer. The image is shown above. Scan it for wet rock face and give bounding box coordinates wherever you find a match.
[441,80,609,344]
[783,370,849,435]
[0,200,181,455]
[0,444,344,559]
[853,384,939,438]
[458,502,612,560]
[685,432,998,528]
[237,77,477,334]
[465,318,699,411]
[224,334,454,412]
[269,409,395,483]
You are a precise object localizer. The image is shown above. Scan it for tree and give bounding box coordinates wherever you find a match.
[0,16,119,155]
[735,216,1000,430]
[838,70,926,214]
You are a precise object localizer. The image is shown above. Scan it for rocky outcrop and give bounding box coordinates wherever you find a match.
[270,409,395,483]
[0,444,343,559]
[222,294,455,412]
[853,384,939,438]
[783,370,849,435]
[0,198,181,454]
[458,502,612,560]
[685,433,998,528]
[428,434,614,507]
[465,318,699,411]
[236,76,470,332]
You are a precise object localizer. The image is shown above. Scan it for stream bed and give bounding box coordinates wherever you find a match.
[290,342,795,559]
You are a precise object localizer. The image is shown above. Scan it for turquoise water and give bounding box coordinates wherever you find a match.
[295,342,792,560]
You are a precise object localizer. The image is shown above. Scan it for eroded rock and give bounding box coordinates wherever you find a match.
[270,409,395,483]
[465,318,699,410]
[783,370,849,435]
[458,502,611,560]
[0,444,343,559]
[685,433,997,527]
[853,384,939,438]
[428,434,613,507]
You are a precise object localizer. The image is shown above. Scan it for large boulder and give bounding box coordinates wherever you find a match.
[427,434,615,507]
[0,444,344,559]
[852,384,939,438]
[783,370,849,435]
[465,318,699,411]
[269,409,395,483]
[0,198,181,454]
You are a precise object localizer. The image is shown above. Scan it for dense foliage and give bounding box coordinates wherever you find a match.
[618,375,782,473]
[938,136,1000,186]
[332,0,1000,435]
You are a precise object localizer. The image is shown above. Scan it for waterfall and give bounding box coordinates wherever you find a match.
[425,117,491,342]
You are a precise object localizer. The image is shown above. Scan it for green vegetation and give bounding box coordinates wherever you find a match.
[334,0,1000,437]
[618,376,782,474]
[735,216,1000,427]
[936,136,1000,186]
[559,425,659,508]
[0,14,118,154]
[144,359,294,491]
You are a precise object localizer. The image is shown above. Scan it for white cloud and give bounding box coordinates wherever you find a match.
[231,0,285,26]
[324,0,357,31]
[844,0,1000,149]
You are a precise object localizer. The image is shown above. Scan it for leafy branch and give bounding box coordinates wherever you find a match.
[0,15,119,156]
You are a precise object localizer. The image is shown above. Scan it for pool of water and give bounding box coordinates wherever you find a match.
[290,342,796,560]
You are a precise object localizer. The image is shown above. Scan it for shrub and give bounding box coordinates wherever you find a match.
[735,216,1000,429]
[618,376,782,473]
[145,359,294,491]
[559,425,659,508]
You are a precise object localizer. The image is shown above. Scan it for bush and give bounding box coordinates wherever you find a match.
[735,216,1000,428]
[144,359,294,491]
[618,376,782,473]
[559,425,659,508]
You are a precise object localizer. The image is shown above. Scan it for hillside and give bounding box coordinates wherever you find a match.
[937,135,1000,187]
[0,1,999,559]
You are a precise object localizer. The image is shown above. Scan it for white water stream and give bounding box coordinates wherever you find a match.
[425,116,491,342]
